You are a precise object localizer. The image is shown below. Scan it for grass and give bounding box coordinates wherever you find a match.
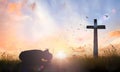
[83,56,120,72]
[82,48,120,72]
[0,60,20,72]
[0,52,20,72]
[0,48,120,72]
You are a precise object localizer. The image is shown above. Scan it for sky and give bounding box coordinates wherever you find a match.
[0,0,120,56]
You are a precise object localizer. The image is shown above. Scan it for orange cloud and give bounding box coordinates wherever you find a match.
[109,30,120,37]
[7,2,22,15]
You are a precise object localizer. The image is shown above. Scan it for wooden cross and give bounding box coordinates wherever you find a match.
[86,19,106,58]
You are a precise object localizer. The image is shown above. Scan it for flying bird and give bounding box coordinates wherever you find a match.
[86,16,88,19]
[105,15,108,18]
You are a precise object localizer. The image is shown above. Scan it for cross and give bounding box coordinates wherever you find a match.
[86,19,106,58]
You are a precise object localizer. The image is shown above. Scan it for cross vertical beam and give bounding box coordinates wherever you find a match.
[94,19,98,58]
[86,19,106,58]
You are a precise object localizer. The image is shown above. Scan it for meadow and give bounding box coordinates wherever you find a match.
[0,48,120,72]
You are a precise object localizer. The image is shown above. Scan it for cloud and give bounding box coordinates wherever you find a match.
[7,2,22,15]
[0,0,60,51]
[109,30,120,37]
[0,0,34,49]
[100,30,120,48]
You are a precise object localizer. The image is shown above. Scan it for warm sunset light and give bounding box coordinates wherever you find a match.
[56,51,67,59]
[1,0,120,72]
[1,0,120,57]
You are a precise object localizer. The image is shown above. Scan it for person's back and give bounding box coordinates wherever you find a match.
[19,49,53,72]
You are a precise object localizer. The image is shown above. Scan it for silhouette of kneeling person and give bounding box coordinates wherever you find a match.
[19,49,52,72]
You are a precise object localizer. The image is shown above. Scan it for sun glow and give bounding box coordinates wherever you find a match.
[56,51,67,59]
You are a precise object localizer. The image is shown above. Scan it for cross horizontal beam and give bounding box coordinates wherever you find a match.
[87,25,106,29]
[97,25,106,29]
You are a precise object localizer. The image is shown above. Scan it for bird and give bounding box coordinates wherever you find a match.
[86,16,88,19]
[105,15,108,18]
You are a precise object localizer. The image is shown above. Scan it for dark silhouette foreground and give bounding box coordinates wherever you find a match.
[19,49,52,72]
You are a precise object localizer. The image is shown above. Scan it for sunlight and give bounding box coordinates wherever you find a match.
[56,51,67,59]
